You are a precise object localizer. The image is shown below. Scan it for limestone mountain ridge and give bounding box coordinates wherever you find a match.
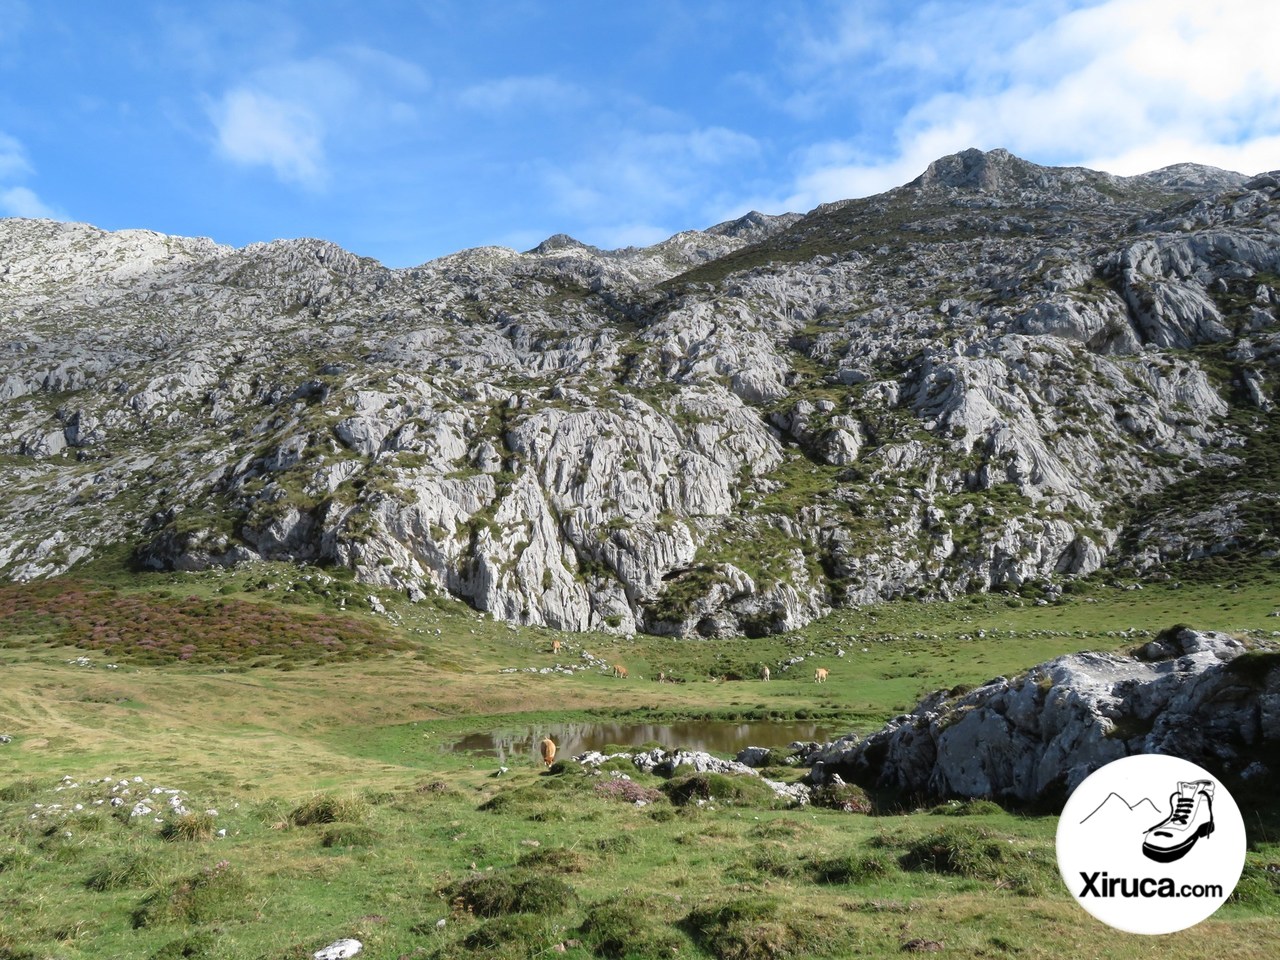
[2,147,1278,637]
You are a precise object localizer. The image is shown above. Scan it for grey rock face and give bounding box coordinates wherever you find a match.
[814,628,1276,803]
[1,149,1277,634]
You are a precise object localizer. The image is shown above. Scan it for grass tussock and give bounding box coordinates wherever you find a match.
[478,779,593,822]
[596,757,640,776]
[885,826,1055,895]
[590,834,636,856]
[248,797,290,825]
[579,895,684,959]
[444,871,578,919]
[321,824,379,848]
[1224,649,1280,688]
[477,791,561,822]
[745,845,803,880]
[85,852,162,891]
[456,914,563,958]
[0,778,41,803]
[132,860,252,928]
[684,897,831,960]
[807,851,898,885]
[660,772,779,809]
[515,846,589,873]
[288,793,369,826]
[159,811,217,842]
[809,781,872,813]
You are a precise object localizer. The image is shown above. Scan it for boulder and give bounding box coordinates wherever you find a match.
[812,628,1274,803]
[313,940,362,960]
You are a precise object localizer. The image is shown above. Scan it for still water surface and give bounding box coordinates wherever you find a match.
[446,720,834,764]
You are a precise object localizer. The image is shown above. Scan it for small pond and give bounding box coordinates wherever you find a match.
[445,719,836,764]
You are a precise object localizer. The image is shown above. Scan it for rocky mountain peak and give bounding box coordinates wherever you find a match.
[527,233,598,255]
[705,210,802,241]
[910,147,1032,192]
[1130,162,1250,193]
[903,147,1144,207]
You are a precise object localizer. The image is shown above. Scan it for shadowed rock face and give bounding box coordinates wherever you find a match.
[1,149,1278,635]
[810,628,1279,803]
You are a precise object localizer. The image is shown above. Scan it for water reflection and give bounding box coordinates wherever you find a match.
[446,719,832,764]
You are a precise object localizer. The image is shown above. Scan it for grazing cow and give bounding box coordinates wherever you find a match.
[761,666,771,682]
[613,665,629,679]
[551,639,561,655]
[814,667,829,684]
[539,737,556,767]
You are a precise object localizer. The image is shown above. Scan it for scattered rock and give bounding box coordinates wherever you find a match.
[735,746,773,768]
[314,939,362,960]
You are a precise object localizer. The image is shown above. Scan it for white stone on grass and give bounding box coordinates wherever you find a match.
[313,939,362,960]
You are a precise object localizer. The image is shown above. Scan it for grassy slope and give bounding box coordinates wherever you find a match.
[1,561,1278,958]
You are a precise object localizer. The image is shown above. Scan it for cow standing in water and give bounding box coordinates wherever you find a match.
[814,667,829,684]
[539,737,557,768]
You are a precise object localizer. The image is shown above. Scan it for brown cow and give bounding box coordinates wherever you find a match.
[539,737,556,767]
[814,667,829,684]
[551,639,561,655]
[613,665,629,679]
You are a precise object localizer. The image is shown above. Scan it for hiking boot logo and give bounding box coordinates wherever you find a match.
[1142,780,1215,863]
[1057,755,1246,935]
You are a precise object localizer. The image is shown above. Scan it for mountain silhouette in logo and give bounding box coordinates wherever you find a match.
[1080,792,1162,827]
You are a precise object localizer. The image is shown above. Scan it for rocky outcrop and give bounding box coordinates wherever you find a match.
[574,748,810,805]
[811,628,1279,803]
[2,149,1278,635]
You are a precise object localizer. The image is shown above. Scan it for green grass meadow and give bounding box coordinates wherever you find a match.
[2,560,1279,958]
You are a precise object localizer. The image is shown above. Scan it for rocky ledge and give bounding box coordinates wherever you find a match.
[808,627,1279,804]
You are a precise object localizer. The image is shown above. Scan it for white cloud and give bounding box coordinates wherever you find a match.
[547,125,761,222]
[1088,135,1280,179]
[771,0,1280,212]
[0,131,31,180]
[207,47,429,189]
[0,184,56,218]
[0,131,59,219]
[212,88,326,189]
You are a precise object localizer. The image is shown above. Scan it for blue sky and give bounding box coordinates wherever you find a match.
[1,1,1277,266]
